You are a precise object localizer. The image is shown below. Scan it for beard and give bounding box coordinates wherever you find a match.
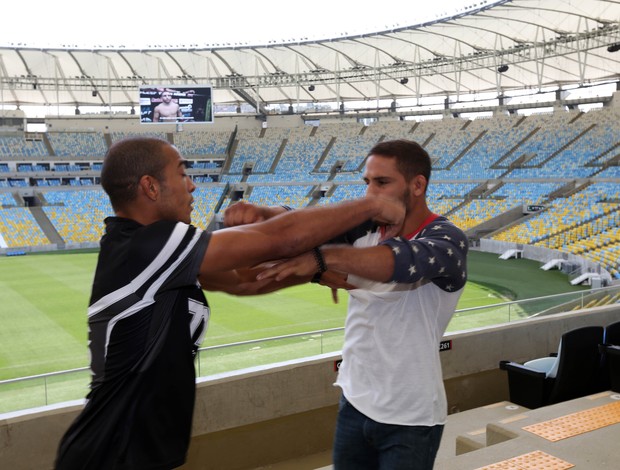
[403,187,412,213]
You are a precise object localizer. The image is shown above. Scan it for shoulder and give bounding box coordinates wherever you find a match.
[135,221,209,258]
[146,220,207,242]
[418,216,467,244]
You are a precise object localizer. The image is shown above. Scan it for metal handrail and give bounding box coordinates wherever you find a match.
[1,285,618,412]
[0,367,89,386]
[198,327,344,352]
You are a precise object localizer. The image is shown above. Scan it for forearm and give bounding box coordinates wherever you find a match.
[321,245,395,283]
[257,198,387,260]
[223,201,288,227]
[256,246,394,284]
[261,205,290,219]
[199,268,309,295]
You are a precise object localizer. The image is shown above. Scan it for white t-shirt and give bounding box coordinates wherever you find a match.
[335,216,467,426]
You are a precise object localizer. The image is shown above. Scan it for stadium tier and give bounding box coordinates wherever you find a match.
[231,136,283,174]
[0,107,619,279]
[0,207,49,247]
[41,190,113,244]
[172,130,231,156]
[46,132,108,158]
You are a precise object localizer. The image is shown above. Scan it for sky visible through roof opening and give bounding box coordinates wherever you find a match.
[2,0,490,48]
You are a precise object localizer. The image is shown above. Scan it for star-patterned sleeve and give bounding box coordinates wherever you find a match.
[380,217,468,292]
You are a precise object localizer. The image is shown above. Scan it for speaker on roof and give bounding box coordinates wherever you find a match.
[308,85,315,91]
[400,77,409,85]
[608,43,620,53]
[497,64,509,73]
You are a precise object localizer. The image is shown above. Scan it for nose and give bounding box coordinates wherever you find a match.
[365,184,378,198]
[188,178,196,192]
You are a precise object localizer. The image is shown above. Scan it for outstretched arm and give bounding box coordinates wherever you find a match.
[258,221,468,289]
[199,196,404,277]
[257,245,395,283]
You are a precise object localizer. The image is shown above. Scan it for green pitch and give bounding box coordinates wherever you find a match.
[0,250,585,381]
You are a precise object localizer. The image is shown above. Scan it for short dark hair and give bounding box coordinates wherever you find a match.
[100,137,170,211]
[367,139,431,183]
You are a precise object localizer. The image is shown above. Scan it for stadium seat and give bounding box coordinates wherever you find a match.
[604,320,620,345]
[499,326,604,409]
[599,345,620,392]
[599,320,620,392]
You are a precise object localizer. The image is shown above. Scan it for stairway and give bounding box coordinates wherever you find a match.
[29,206,65,248]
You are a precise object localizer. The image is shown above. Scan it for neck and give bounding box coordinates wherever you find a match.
[115,206,158,226]
[400,204,434,238]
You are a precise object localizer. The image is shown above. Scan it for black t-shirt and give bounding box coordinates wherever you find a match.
[56,217,210,470]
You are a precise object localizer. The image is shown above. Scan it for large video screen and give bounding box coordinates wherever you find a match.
[139,85,213,124]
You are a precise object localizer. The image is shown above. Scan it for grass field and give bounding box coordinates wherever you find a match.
[0,249,587,381]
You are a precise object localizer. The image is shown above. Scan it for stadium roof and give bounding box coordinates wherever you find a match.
[0,0,619,112]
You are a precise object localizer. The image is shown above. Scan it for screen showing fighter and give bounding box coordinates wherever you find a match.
[139,85,213,124]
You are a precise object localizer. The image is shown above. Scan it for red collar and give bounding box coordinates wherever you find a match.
[381,213,440,240]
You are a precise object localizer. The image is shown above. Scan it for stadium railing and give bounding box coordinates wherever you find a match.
[1,286,619,415]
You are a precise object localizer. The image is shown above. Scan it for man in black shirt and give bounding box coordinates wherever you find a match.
[55,137,404,470]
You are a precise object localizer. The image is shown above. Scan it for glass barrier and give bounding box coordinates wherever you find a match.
[0,368,90,414]
[196,328,345,377]
[1,285,618,414]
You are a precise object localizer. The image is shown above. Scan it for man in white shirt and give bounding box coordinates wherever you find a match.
[254,139,468,470]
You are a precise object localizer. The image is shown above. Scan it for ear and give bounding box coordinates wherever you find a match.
[139,175,159,201]
[411,174,428,197]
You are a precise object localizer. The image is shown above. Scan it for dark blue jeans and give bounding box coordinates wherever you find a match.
[333,395,444,470]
